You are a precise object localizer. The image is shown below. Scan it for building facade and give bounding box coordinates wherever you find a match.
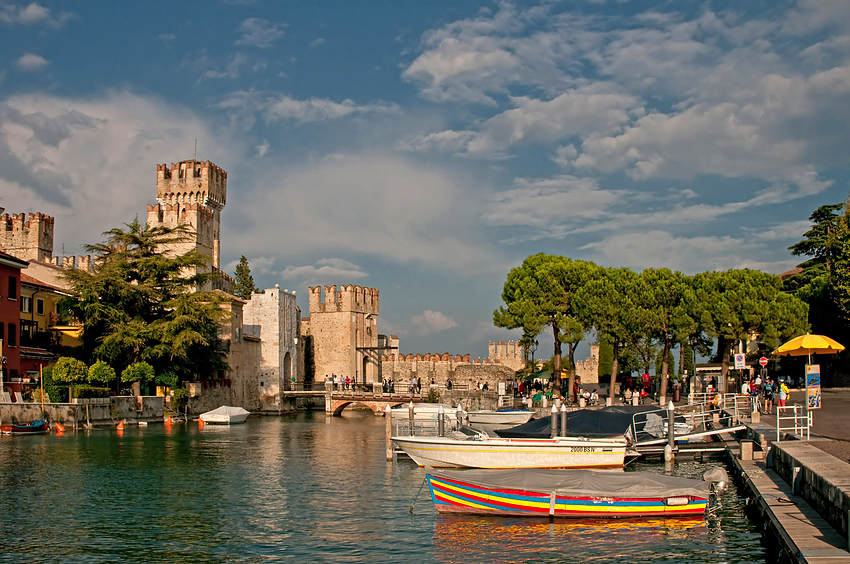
[0,250,29,401]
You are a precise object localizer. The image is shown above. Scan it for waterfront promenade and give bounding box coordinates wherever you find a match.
[728,387,850,563]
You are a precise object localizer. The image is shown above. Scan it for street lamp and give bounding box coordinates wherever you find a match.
[528,340,538,375]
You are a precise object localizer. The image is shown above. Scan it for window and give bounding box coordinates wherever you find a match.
[21,296,31,313]
[8,323,16,347]
[8,276,17,300]
[36,298,44,316]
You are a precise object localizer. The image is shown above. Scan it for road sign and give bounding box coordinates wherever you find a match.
[759,357,768,367]
[734,353,746,369]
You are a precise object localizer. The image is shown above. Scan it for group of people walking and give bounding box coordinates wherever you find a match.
[741,375,791,415]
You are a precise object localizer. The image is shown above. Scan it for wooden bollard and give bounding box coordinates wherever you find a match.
[385,405,393,461]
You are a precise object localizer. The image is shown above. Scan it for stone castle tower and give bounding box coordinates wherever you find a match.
[146,160,227,270]
[307,285,380,386]
[0,212,54,262]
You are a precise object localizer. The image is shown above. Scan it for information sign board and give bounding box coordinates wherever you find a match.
[734,353,746,370]
[806,364,821,409]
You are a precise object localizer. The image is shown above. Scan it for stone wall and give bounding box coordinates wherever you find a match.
[0,212,54,262]
[575,345,600,385]
[243,285,301,411]
[487,341,525,372]
[306,285,380,385]
[380,353,515,390]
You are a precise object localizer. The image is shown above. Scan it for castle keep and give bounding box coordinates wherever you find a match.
[305,285,380,385]
[147,160,227,271]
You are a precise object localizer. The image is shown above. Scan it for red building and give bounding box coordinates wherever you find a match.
[0,250,29,401]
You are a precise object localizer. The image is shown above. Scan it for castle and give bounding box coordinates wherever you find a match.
[2,157,602,412]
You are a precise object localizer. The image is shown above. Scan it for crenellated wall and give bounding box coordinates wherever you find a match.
[149,159,226,269]
[0,212,54,262]
[306,285,380,384]
[487,341,525,372]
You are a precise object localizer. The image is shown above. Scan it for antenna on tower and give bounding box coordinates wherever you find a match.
[194,139,197,160]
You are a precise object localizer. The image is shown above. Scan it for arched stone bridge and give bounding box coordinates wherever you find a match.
[281,387,428,416]
[327,395,426,416]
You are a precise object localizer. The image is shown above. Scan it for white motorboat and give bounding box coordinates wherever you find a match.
[392,431,627,469]
[390,403,465,423]
[467,409,534,426]
[200,405,251,425]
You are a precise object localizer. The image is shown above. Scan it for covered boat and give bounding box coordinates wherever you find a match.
[393,430,627,469]
[199,406,251,425]
[390,403,465,423]
[1,419,50,435]
[426,467,725,518]
[495,405,691,441]
[467,409,534,426]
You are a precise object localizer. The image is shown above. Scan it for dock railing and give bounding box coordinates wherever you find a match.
[629,395,747,445]
[775,404,811,441]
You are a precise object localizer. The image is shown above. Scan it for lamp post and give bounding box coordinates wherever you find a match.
[528,340,538,375]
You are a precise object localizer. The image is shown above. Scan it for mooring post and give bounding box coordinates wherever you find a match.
[408,401,415,436]
[456,404,464,429]
[664,400,676,463]
[385,404,393,461]
[560,403,567,437]
[438,404,445,437]
[550,404,558,438]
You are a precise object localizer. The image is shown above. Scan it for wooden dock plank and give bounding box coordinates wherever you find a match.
[737,459,850,562]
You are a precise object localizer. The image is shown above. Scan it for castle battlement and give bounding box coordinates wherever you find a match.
[0,212,55,262]
[308,284,379,315]
[49,254,95,272]
[156,160,226,211]
[147,202,215,221]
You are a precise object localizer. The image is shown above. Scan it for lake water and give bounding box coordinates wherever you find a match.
[0,412,766,563]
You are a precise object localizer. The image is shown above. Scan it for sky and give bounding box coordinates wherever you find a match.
[2,0,849,361]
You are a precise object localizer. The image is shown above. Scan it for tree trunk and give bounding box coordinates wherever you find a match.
[659,338,671,405]
[609,339,620,402]
[678,341,685,375]
[552,319,562,397]
[719,339,731,391]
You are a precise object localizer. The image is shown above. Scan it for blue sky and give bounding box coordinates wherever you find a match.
[2,0,849,360]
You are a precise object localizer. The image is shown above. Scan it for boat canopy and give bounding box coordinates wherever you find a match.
[428,467,712,499]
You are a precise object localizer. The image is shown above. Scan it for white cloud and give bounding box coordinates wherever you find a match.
[216,90,397,124]
[469,320,521,344]
[409,310,458,337]
[581,230,800,274]
[227,153,502,273]
[0,2,68,26]
[280,259,368,283]
[201,52,249,80]
[16,53,48,71]
[0,91,232,255]
[255,139,270,157]
[308,38,326,49]
[235,18,285,49]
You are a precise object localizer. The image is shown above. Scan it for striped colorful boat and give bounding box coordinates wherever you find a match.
[426,468,718,518]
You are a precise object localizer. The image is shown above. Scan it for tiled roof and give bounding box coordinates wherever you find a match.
[20,272,67,293]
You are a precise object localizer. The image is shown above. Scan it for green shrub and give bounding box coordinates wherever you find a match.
[122,362,155,383]
[156,371,178,390]
[88,360,116,385]
[172,388,189,411]
[72,385,111,398]
[426,388,441,403]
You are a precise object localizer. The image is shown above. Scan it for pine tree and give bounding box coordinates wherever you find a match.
[233,255,257,300]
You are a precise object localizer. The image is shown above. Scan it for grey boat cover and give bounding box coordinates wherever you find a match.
[428,467,712,499]
[494,405,687,440]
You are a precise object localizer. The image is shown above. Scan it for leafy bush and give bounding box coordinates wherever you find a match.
[172,388,189,411]
[72,385,111,399]
[88,360,116,385]
[41,366,67,403]
[122,362,155,383]
[53,357,88,384]
[155,371,178,390]
[426,388,441,403]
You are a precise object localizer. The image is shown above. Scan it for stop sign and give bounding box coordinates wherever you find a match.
[759,357,768,367]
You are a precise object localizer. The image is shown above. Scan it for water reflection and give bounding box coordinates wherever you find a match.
[0,413,765,563]
[433,515,707,563]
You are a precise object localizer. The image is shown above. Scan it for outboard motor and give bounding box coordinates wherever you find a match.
[702,467,729,494]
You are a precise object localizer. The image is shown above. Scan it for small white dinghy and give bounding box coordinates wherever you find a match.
[200,405,251,425]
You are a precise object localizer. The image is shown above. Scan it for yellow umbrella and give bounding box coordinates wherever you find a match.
[773,333,845,364]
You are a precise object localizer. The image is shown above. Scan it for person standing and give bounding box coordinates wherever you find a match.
[763,377,775,415]
[778,379,790,407]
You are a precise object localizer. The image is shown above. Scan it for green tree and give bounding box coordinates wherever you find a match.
[122,362,155,384]
[695,269,809,387]
[62,218,230,384]
[53,357,88,401]
[233,255,257,300]
[494,254,598,398]
[88,360,116,385]
[574,267,640,402]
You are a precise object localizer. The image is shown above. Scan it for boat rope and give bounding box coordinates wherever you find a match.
[410,476,428,514]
